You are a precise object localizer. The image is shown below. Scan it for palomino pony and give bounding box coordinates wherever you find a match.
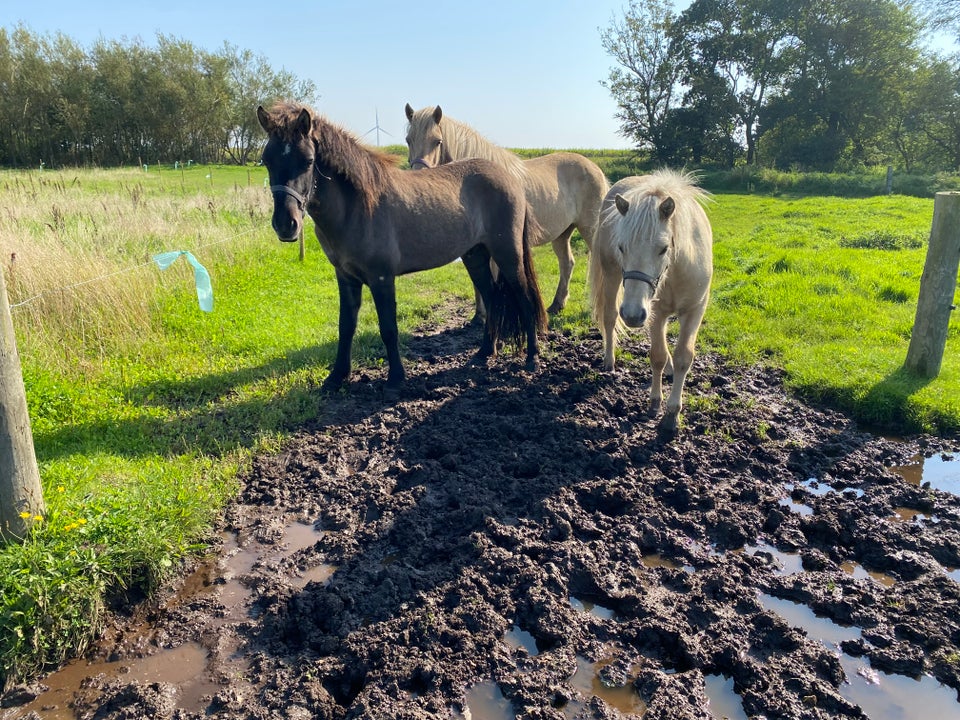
[588,169,713,434]
[404,104,608,318]
[257,102,547,397]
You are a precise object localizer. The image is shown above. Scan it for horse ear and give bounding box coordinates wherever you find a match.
[659,197,676,221]
[256,105,273,133]
[433,106,443,124]
[405,103,414,121]
[614,194,630,216]
[295,107,312,137]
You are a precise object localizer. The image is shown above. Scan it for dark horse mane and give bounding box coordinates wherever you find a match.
[267,101,399,214]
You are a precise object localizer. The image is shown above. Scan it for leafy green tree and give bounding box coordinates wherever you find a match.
[761,0,922,170]
[669,0,799,165]
[599,0,682,155]
[220,43,318,165]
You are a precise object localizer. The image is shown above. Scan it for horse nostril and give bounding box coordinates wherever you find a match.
[620,307,646,327]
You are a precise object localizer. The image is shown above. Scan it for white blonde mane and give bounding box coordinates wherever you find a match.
[409,107,527,181]
[600,168,711,267]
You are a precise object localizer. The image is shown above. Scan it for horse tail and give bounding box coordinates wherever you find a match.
[522,205,548,335]
[488,205,548,352]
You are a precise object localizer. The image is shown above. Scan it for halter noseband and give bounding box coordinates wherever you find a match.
[410,125,444,170]
[270,184,307,209]
[622,269,660,290]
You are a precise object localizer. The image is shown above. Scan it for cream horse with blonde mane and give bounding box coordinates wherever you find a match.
[405,104,608,319]
[589,169,713,435]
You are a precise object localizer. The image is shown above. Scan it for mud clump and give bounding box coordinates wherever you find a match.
[4,321,960,719]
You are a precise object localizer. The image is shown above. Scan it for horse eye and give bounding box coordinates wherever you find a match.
[659,246,669,256]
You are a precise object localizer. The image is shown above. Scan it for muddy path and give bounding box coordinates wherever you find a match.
[4,318,960,720]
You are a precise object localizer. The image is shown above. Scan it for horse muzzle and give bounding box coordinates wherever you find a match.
[270,185,306,241]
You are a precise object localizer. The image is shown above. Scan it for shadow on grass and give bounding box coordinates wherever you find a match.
[857,364,938,434]
[33,325,474,462]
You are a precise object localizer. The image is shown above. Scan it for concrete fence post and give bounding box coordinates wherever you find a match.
[0,266,44,542]
[904,191,960,378]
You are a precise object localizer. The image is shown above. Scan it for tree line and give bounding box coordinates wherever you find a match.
[0,26,317,168]
[601,0,960,172]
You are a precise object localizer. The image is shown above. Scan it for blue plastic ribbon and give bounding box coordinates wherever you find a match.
[152,251,213,312]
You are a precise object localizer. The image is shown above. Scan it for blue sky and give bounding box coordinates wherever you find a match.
[5,0,644,149]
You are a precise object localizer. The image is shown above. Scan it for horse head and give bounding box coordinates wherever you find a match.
[404,104,448,170]
[614,192,675,328]
[257,103,317,242]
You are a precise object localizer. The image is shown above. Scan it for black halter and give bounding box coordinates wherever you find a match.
[622,269,660,290]
[270,184,307,210]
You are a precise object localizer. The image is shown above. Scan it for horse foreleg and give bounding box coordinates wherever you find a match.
[547,226,576,315]
[659,303,707,434]
[647,308,670,418]
[325,271,363,392]
[368,276,405,397]
[598,264,621,372]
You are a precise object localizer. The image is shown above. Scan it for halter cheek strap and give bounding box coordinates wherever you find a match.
[410,158,432,169]
[622,269,660,289]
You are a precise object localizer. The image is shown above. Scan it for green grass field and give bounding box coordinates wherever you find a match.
[0,161,954,687]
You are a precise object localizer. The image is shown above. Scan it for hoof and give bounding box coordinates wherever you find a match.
[656,411,679,437]
[647,400,663,419]
[525,355,540,373]
[470,351,492,367]
[383,384,402,403]
[321,374,347,394]
[469,313,486,327]
[546,302,563,315]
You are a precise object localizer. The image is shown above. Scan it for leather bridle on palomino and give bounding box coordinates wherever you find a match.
[622,269,662,290]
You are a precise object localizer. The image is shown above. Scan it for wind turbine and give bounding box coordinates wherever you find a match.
[362,108,392,146]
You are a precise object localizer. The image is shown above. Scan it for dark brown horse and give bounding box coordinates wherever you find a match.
[256,102,547,397]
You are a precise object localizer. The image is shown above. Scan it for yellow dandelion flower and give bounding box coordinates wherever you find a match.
[33,515,43,522]
[19,511,31,519]
[57,486,65,493]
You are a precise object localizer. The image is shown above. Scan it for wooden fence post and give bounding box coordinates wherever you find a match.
[0,265,44,542]
[904,191,960,378]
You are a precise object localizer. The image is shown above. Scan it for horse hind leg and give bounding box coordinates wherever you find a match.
[461,246,497,363]
[547,225,576,315]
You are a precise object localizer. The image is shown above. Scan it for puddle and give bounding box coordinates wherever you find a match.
[778,497,813,516]
[839,561,897,587]
[746,541,803,576]
[704,674,748,720]
[14,519,325,718]
[889,507,933,524]
[758,593,959,718]
[794,478,865,498]
[566,655,647,718]
[837,654,960,719]
[14,643,220,718]
[642,554,680,569]
[758,592,860,648]
[947,567,960,583]
[570,596,616,621]
[451,680,513,720]
[890,453,960,495]
[503,624,539,656]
